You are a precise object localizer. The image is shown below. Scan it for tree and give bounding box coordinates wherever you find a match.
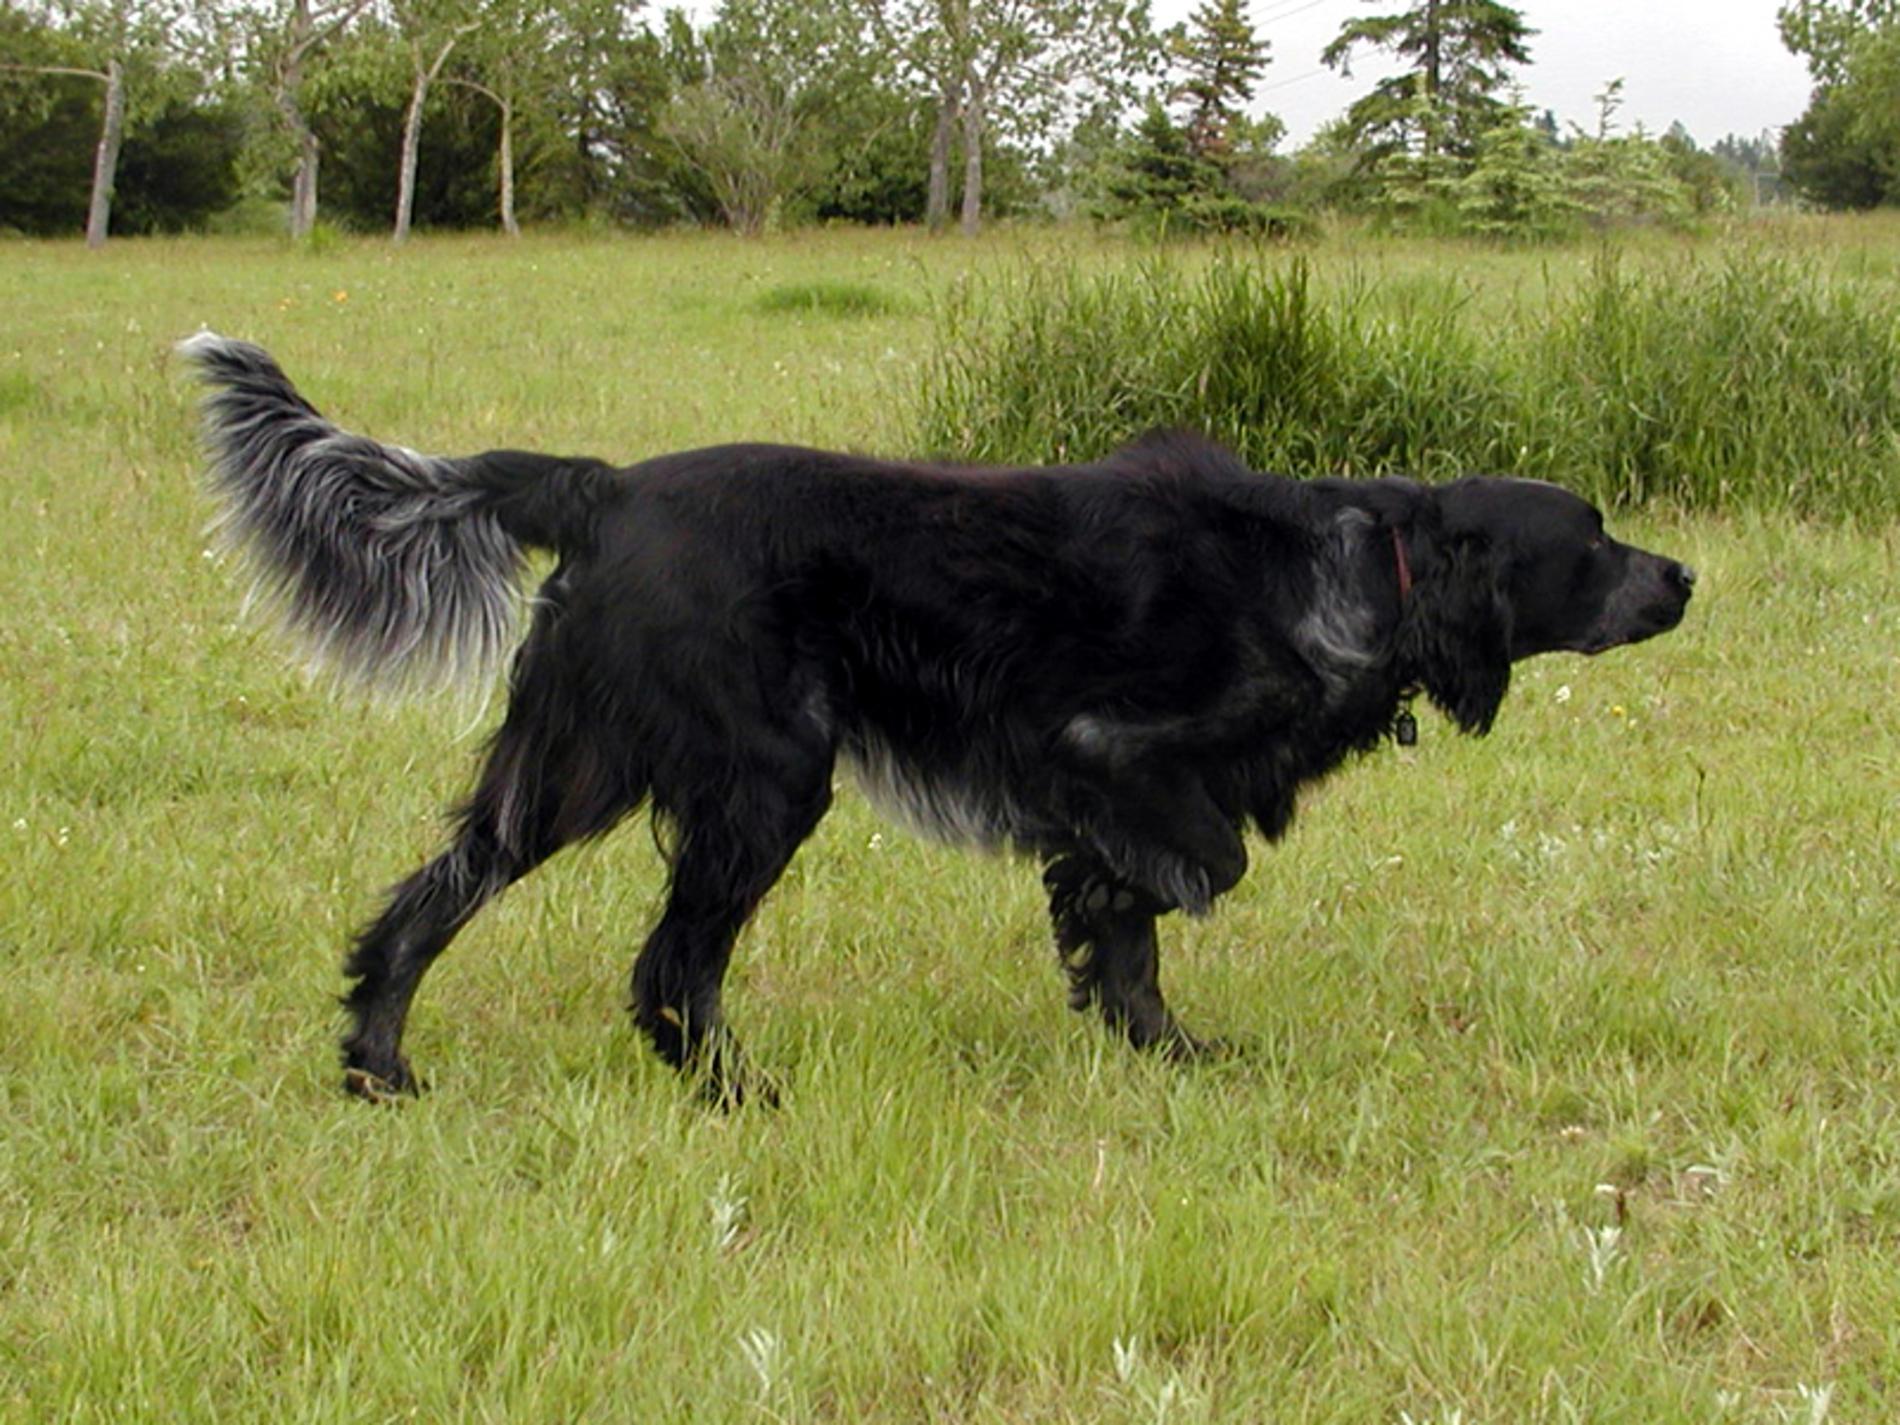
[0,56,122,245]
[302,64,508,228]
[1782,85,1887,206]
[1778,0,1900,82]
[1097,98,1216,221]
[1094,99,1300,233]
[1779,9,1900,207]
[2,2,241,235]
[807,81,931,223]
[1321,0,1533,162]
[1283,117,1377,209]
[1557,81,1693,227]
[257,0,378,238]
[537,0,689,223]
[877,0,1160,235]
[441,0,567,236]
[0,0,179,246]
[389,0,478,241]
[1452,91,1574,237]
[1169,0,1267,162]
[659,0,879,235]
[1363,75,1462,224]
[1,8,106,233]
[1658,121,1744,215]
[866,0,964,231]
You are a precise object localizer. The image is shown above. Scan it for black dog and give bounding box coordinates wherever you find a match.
[181,333,1695,1103]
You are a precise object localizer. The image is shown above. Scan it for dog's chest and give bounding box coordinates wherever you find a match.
[1290,542,1387,709]
[840,735,1023,848]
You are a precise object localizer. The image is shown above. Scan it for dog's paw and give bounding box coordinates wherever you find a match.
[342,1060,422,1103]
[1156,1026,1241,1065]
[696,1058,782,1112]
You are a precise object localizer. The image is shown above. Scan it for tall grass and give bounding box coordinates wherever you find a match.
[916,244,1900,517]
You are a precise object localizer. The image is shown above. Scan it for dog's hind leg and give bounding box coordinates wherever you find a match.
[634,728,834,1107]
[341,674,641,1099]
[340,814,538,1100]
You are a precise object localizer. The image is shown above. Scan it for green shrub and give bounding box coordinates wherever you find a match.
[755,280,908,318]
[1176,197,1317,239]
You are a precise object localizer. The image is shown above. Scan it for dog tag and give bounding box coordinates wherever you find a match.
[1394,709,1418,747]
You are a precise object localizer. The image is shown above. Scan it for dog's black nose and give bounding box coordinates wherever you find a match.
[1672,562,1697,591]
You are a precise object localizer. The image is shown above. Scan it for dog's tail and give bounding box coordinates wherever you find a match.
[179,331,613,698]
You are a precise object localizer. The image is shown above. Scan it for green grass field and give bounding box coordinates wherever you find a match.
[2,224,1898,1422]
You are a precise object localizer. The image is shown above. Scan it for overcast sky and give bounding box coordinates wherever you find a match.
[670,0,1817,151]
[1161,0,1816,148]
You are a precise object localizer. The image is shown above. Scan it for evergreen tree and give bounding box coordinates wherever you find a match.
[1321,0,1533,161]
[1101,98,1218,218]
[1453,93,1574,237]
[1169,0,1268,161]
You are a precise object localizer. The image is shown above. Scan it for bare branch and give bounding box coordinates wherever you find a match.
[0,62,112,82]
[442,74,501,105]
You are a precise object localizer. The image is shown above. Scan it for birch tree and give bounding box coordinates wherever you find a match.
[877,0,1159,235]
[443,0,562,235]
[258,0,376,237]
[390,0,477,241]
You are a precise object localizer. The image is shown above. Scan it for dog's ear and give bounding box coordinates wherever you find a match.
[1398,531,1512,735]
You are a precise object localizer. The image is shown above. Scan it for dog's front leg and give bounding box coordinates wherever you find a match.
[1042,855,1213,1060]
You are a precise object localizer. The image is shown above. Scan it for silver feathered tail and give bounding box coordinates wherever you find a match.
[179,332,526,698]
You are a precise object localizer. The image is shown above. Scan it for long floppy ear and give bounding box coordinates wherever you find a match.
[1396,531,1513,735]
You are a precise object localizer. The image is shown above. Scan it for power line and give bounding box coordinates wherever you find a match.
[1252,0,1342,26]
[1258,66,1331,92]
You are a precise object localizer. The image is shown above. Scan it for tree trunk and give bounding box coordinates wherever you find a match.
[276,12,321,240]
[446,77,518,236]
[274,0,376,240]
[928,0,968,233]
[0,63,123,245]
[394,76,426,243]
[84,58,123,249]
[926,73,958,232]
[497,98,517,236]
[394,32,466,244]
[958,71,984,237]
[290,128,320,238]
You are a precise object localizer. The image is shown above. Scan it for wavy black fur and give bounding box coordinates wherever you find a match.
[182,337,1696,1103]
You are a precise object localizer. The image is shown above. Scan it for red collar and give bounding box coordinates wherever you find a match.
[1392,526,1413,604]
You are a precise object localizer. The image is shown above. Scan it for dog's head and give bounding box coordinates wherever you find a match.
[1401,477,1695,733]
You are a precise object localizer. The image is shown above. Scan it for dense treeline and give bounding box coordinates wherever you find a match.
[0,0,1873,243]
